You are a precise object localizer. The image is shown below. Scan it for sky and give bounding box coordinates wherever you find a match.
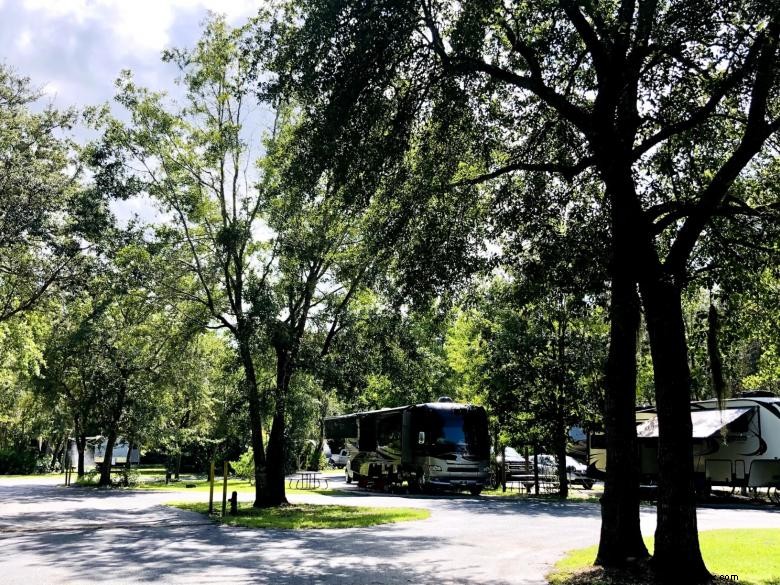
[0,0,264,223]
[0,0,260,107]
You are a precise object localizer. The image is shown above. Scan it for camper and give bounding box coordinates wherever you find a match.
[325,398,491,495]
[67,437,140,469]
[589,393,780,491]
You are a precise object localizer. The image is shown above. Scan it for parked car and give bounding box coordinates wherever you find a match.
[493,446,531,486]
[537,454,594,489]
[329,448,349,468]
[493,449,595,490]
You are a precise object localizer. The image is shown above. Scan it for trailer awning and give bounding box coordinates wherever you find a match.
[636,407,753,439]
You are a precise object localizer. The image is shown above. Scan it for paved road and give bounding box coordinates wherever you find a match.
[1,476,778,585]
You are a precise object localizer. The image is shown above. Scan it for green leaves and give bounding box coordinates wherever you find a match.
[0,65,88,322]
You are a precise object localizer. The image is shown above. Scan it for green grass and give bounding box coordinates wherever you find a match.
[168,500,430,529]
[134,478,253,491]
[135,466,167,477]
[548,529,780,585]
[132,478,338,495]
[0,472,62,479]
[482,486,601,503]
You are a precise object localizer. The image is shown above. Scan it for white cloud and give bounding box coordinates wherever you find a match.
[15,29,32,52]
[2,1,266,227]
[21,0,91,20]
[110,2,178,55]
[0,1,261,108]
[18,1,259,57]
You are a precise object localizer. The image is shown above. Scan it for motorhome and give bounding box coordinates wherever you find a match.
[589,393,780,491]
[325,398,491,495]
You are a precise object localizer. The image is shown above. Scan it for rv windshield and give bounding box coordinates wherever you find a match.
[428,408,489,456]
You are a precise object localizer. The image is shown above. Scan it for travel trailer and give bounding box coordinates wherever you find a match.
[325,399,491,494]
[589,393,780,491]
[67,437,140,469]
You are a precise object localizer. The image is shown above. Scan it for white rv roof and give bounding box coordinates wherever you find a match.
[637,407,752,439]
[695,397,780,406]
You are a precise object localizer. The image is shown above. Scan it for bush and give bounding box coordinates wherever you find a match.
[76,469,99,485]
[0,448,37,474]
[118,467,139,486]
[307,449,328,472]
[36,454,52,473]
[230,448,255,484]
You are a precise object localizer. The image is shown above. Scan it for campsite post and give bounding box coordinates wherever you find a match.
[208,461,215,514]
[221,461,228,517]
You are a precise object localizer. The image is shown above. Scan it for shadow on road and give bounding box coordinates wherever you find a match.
[5,519,532,585]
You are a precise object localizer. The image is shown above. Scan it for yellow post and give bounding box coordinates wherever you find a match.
[208,461,215,514]
[222,461,229,516]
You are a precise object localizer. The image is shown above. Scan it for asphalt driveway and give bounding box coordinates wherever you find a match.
[1,476,778,585]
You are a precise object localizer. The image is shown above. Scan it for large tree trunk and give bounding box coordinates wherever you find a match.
[76,433,87,477]
[596,274,648,565]
[311,395,328,472]
[99,431,117,486]
[556,426,569,500]
[596,159,649,566]
[641,278,709,583]
[50,433,65,471]
[264,404,288,504]
[260,345,291,507]
[238,336,268,508]
[555,314,569,500]
[124,441,134,470]
[72,414,87,477]
[98,374,128,486]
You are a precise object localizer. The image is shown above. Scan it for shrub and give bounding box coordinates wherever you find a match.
[0,448,37,474]
[307,449,328,472]
[230,448,255,484]
[76,469,99,485]
[118,467,139,486]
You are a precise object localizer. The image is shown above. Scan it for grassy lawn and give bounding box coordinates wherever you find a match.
[71,476,338,495]
[168,500,430,529]
[133,478,254,491]
[482,485,601,503]
[548,529,780,585]
[135,466,167,476]
[0,472,63,479]
[131,478,338,495]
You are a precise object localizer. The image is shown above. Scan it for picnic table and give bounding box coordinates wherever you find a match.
[505,474,559,494]
[288,470,329,490]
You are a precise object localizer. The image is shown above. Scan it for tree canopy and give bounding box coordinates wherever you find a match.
[0,7,778,584]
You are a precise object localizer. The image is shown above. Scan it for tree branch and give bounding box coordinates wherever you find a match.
[664,18,780,276]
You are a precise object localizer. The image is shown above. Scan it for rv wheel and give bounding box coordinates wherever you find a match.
[345,470,352,484]
[415,469,429,493]
[469,486,483,496]
[488,468,499,489]
[694,479,712,498]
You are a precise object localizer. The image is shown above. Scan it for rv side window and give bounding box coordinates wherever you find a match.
[726,410,753,434]
[376,413,402,451]
[358,416,377,451]
[590,434,607,450]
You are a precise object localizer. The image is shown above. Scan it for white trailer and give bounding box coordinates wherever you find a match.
[635,395,780,489]
[67,436,140,468]
[589,394,780,490]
